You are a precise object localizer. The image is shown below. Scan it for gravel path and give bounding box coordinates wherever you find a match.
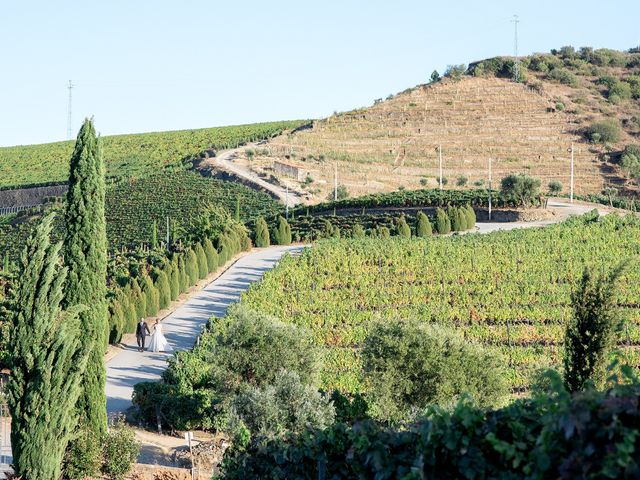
[105,245,305,414]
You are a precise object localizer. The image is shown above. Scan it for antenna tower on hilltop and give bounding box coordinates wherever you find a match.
[511,15,520,82]
[67,80,74,140]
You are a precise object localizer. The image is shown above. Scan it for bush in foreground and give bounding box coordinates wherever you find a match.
[585,119,622,143]
[219,372,640,479]
[362,322,508,422]
[500,173,541,208]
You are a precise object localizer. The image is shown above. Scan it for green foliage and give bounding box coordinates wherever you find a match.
[456,175,468,186]
[64,423,103,480]
[448,206,468,232]
[195,242,209,279]
[219,377,640,479]
[108,300,125,344]
[203,238,219,273]
[434,207,451,234]
[564,266,624,392]
[101,416,141,480]
[150,220,157,248]
[273,216,292,245]
[415,211,432,237]
[326,184,350,201]
[444,64,466,80]
[609,80,632,100]
[351,223,366,238]
[548,180,563,194]
[463,205,476,229]
[62,118,109,437]
[0,120,306,188]
[547,67,579,86]
[154,269,171,310]
[254,216,271,248]
[500,173,541,207]
[585,119,622,143]
[395,215,411,238]
[141,274,159,316]
[7,213,88,480]
[430,70,440,83]
[134,305,320,430]
[168,259,180,300]
[229,370,335,441]
[362,322,508,422]
[185,248,199,285]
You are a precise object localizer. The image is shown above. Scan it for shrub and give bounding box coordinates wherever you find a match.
[254,217,270,247]
[430,70,440,83]
[444,64,466,81]
[585,120,622,143]
[102,416,140,480]
[195,242,208,279]
[351,224,366,238]
[500,174,541,207]
[609,81,632,100]
[203,238,219,273]
[64,424,103,480]
[564,267,624,392]
[374,225,391,238]
[362,322,508,422]
[185,248,199,285]
[396,216,411,238]
[229,370,335,440]
[419,177,429,186]
[456,175,468,187]
[415,211,432,237]
[555,102,565,111]
[547,68,579,86]
[434,208,451,234]
[154,269,171,310]
[548,180,563,194]
[326,184,349,201]
[273,216,292,245]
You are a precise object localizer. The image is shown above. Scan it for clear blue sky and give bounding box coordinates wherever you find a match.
[1,0,639,146]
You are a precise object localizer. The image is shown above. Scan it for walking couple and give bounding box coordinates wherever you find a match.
[135,318,173,353]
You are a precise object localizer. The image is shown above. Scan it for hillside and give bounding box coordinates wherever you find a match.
[0,120,305,188]
[238,47,640,202]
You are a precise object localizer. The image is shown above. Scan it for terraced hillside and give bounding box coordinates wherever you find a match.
[0,120,305,188]
[240,48,640,201]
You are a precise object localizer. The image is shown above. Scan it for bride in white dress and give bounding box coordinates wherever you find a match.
[148,320,173,353]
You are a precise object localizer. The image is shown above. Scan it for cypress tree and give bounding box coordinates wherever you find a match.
[415,211,432,237]
[169,258,180,300]
[254,217,270,247]
[131,278,146,320]
[178,255,189,292]
[458,207,469,231]
[448,207,461,231]
[155,269,172,310]
[274,216,292,245]
[121,291,138,332]
[195,242,208,279]
[108,300,125,344]
[186,248,199,285]
[203,238,219,272]
[8,213,88,480]
[235,195,241,221]
[151,220,158,249]
[62,118,108,436]
[396,215,411,238]
[2,251,8,272]
[465,205,476,229]
[218,238,230,265]
[434,208,451,234]
[375,225,391,238]
[141,274,160,316]
[352,224,366,238]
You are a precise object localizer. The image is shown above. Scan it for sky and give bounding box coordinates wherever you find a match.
[1,0,639,147]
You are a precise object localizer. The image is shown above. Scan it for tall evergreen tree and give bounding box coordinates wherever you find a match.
[415,211,432,237]
[155,269,172,310]
[254,217,270,248]
[169,258,181,300]
[396,215,411,238]
[203,238,219,273]
[195,242,209,279]
[62,118,108,436]
[235,195,241,221]
[434,208,451,234]
[274,216,292,245]
[151,220,158,249]
[564,267,624,392]
[8,214,88,480]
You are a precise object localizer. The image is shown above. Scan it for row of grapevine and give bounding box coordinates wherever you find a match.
[0,120,307,188]
[240,212,640,393]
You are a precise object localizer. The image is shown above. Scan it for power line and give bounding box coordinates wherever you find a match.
[511,15,520,82]
[67,80,74,140]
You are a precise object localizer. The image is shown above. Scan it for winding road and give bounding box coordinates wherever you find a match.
[106,245,305,414]
[104,198,615,414]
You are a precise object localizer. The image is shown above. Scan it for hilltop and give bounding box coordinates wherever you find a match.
[238,47,640,202]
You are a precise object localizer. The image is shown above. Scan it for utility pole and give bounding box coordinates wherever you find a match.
[166,216,170,250]
[570,143,575,203]
[511,15,520,82]
[334,163,338,201]
[488,157,493,221]
[438,145,443,190]
[67,80,75,139]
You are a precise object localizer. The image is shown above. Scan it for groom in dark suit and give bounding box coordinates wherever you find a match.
[136,319,151,352]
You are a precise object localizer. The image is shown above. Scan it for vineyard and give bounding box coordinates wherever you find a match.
[240,212,640,393]
[0,120,305,188]
[0,171,281,261]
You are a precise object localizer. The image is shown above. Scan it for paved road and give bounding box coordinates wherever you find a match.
[106,245,305,414]
[105,198,613,414]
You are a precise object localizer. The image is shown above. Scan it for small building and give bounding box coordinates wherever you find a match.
[273,160,316,182]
